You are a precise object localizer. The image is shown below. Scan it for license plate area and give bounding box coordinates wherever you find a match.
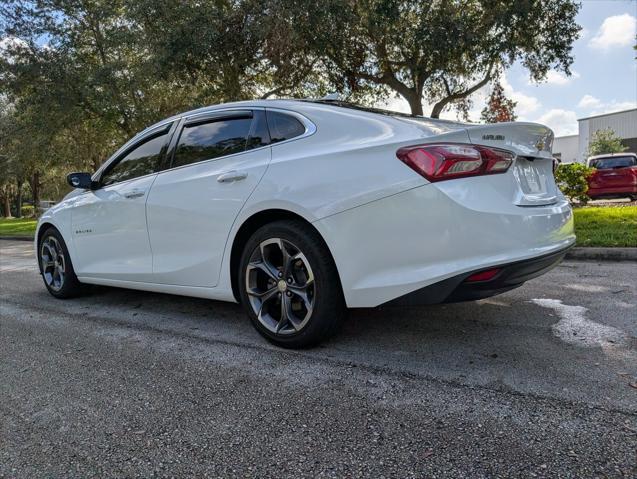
[512,157,558,206]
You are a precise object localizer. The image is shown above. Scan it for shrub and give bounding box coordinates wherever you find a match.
[20,205,35,217]
[554,163,596,205]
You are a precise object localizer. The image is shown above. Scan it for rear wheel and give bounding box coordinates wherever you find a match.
[238,220,346,348]
[38,227,83,298]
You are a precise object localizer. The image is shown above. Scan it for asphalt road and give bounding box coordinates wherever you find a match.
[1,239,636,478]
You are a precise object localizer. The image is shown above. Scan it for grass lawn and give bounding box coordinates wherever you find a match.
[573,206,637,247]
[0,217,37,237]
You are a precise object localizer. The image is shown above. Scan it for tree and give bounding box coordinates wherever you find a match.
[267,0,581,116]
[587,128,628,157]
[480,81,517,123]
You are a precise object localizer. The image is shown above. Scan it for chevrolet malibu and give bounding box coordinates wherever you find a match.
[36,99,575,348]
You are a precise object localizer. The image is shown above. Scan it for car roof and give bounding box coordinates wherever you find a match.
[587,152,637,160]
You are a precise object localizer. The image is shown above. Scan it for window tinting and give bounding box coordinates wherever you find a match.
[173,118,252,168]
[590,156,636,169]
[101,133,168,186]
[266,111,306,143]
[246,110,270,150]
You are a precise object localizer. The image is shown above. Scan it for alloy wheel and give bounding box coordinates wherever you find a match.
[41,236,66,291]
[245,238,315,335]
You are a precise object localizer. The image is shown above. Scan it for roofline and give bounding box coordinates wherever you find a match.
[587,151,637,159]
[578,108,637,122]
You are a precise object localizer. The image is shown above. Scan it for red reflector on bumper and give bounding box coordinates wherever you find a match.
[465,268,501,283]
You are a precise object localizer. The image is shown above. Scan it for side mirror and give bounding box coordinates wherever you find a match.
[66,172,96,190]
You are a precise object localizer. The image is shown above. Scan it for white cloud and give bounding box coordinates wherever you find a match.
[535,109,578,136]
[533,70,580,86]
[587,100,637,117]
[577,94,602,109]
[589,14,637,50]
[500,74,541,118]
[577,94,637,116]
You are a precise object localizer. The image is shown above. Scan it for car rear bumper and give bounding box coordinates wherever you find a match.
[588,185,637,197]
[314,183,575,307]
[385,245,572,306]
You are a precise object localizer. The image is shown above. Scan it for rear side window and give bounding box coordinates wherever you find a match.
[266,110,306,143]
[101,132,169,186]
[173,117,252,168]
[590,156,636,169]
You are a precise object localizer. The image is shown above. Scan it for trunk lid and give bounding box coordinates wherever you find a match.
[464,122,557,206]
[396,117,559,206]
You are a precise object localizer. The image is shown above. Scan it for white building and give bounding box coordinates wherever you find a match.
[553,108,637,163]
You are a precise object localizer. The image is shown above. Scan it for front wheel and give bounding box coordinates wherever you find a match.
[38,227,83,299]
[238,220,346,348]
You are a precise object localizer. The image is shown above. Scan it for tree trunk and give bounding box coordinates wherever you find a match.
[15,179,23,218]
[430,102,444,119]
[2,196,12,218]
[30,171,41,215]
[405,92,424,116]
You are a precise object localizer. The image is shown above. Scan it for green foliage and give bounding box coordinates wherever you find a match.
[268,0,581,116]
[20,205,35,217]
[554,163,596,205]
[587,128,628,156]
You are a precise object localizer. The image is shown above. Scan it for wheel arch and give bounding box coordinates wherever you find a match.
[229,208,342,302]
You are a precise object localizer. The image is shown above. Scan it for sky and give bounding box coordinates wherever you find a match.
[383,0,637,137]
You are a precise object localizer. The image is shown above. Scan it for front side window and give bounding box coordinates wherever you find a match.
[590,156,636,169]
[172,117,252,168]
[266,111,306,143]
[101,132,169,186]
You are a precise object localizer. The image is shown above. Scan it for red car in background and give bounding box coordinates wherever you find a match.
[586,153,637,201]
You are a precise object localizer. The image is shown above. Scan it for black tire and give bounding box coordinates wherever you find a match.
[38,227,83,299]
[238,220,346,348]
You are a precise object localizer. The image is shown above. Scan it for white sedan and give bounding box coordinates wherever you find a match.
[36,99,575,347]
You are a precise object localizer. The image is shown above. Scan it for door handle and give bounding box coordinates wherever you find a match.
[217,170,248,183]
[124,190,145,199]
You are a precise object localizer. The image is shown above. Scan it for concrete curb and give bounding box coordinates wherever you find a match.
[565,247,637,262]
[1,237,635,261]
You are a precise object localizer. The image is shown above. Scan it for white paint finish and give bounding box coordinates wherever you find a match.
[146,146,271,287]
[37,99,575,308]
[531,299,629,349]
[69,174,158,281]
[315,185,574,307]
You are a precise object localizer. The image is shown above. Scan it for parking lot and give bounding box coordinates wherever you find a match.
[1,239,636,477]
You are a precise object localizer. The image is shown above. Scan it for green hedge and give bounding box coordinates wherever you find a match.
[554,163,596,205]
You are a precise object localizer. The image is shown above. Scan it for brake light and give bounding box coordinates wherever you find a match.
[396,143,514,182]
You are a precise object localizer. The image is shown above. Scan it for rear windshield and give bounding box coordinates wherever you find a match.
[589,156,636,169]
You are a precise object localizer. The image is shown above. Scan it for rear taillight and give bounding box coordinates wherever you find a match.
[396,143,514,182]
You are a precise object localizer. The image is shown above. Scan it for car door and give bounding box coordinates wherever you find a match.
[146,109,272,287]
[71,123,174,282]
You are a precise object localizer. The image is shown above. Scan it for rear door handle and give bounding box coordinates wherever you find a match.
[217,171,248,183]
[124,189,145,199]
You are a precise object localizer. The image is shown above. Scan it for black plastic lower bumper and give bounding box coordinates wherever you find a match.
[386,246,572,306]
